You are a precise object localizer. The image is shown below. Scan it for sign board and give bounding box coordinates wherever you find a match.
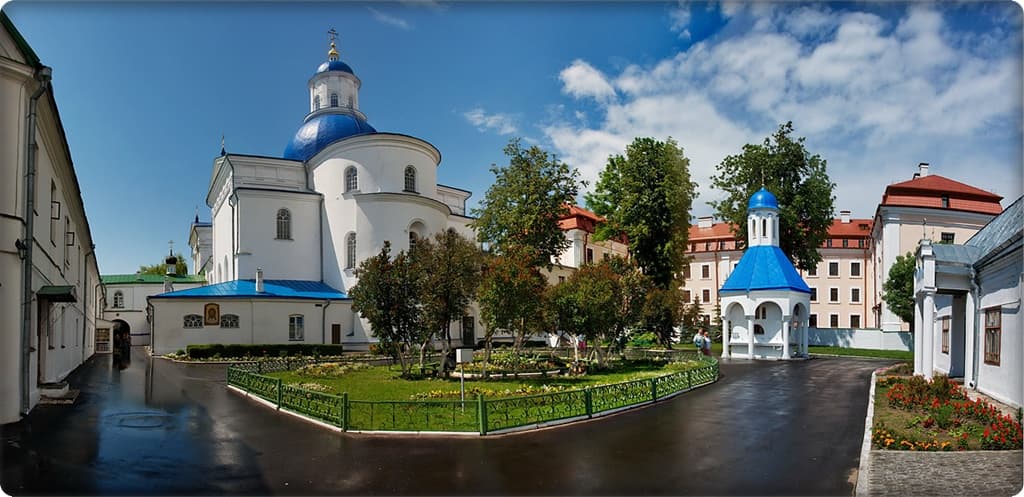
[456,348,473,364]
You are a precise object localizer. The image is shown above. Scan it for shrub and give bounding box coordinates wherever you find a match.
[185,343,344,359]
[627,332,658,348]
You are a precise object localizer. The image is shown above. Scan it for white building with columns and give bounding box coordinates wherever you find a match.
[913,196,1021,408]
[719,189,811,360]
[150,36,479,353]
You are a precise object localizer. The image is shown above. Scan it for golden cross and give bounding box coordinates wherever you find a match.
[328,28,338,43]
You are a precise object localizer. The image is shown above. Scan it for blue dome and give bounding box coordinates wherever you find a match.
[748,188,779,210]
[284,113,376,161]
[317,60,354,74]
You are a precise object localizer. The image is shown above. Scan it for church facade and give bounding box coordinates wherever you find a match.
[149,38,479,354]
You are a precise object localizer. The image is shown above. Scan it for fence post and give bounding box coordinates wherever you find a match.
[651,378,658,402]
[585,387,593,418]
[477,394,487,436]
[341,393,349,431]
[276,378,283,409]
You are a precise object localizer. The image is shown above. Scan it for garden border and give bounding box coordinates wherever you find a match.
[226,356,719,436]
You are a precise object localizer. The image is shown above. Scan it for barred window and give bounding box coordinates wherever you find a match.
[346,232,357,269]
[184,314,203,329]
[330,93,338,107]
[221,314,239,328]
[276,209,291,240]
[404,166,417,192]
[345,167,358,192]
[113,291,125,309]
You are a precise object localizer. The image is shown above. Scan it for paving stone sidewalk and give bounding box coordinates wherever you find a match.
[865,450,1022,496]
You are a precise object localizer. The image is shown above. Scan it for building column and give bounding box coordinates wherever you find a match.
[722,319,731,358]
[782,318,790,359]
[747,316,754,358]
[802,321,808,356]
[963,288,976,387]
[914,296,923,375]
[922,291,935,380]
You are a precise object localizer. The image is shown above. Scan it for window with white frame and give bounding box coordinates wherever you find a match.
[941,317,949,354]
[404,166,417,192]
[701,289,710,303]
[829,314,839,328]
[809,314,818,327]
[314,95,321,110]
[184,314,203,329]
[828,261,839,277]
[850,287,861,303]
[809,287,817,302]
[330,93,339,107]
[682,289,691,302]
[221,314,239,328]
[345,233,356,269]
[345,167,358,192]
[850,314,861,328]
[984,308,1000,365]
[113,290,125,309]
[276,209,291,240]
[850,261,861,277]
[829,287,840,303]
[289,314,305,341]
[701,264,710,279]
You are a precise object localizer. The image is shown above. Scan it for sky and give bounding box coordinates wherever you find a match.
[4,1,1022,275]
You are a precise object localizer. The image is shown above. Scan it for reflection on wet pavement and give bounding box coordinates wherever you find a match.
[2,348,893,495]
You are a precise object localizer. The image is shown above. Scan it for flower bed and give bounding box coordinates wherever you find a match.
[872,374,1023,451]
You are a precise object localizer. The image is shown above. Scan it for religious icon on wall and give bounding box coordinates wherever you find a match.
[204,303,220,326]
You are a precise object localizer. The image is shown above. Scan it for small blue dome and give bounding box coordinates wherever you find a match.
[284,113,376,161]
[748,188,779,210]
[317,60,354,74]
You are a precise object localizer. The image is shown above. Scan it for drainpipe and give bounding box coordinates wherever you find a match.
[20,66,52,415]
[321,299,332,344]
[81,246,95,363]
[968,266,980,389]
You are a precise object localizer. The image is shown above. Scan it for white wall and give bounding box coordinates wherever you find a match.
[103,282,205,345]
[975,251,1022,408]
[235,189,321,281]
[808,328,914,351]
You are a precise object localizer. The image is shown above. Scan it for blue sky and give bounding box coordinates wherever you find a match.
[4,1,1022,275]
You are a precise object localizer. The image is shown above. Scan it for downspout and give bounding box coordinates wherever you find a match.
[321,299,332,344]
[20,66,52,415]
[968,266,980,388]
[81,246,95,363]
[222,154,238,280]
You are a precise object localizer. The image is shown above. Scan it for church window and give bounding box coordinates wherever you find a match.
[330,93,339,107]
[346,233,356,269]
[409,231,419,251]
[314,95,321,111]
[984,308,1000,365]
[221,314,240,328]
[755,305,767,319]
[276,209,292,240]
[347,96,353,108]
[113,291,124,309]
[183,314,203,329]
[404,166,417,192]
[345,167,358,192]
[761,219,766,238]
[289,314,305,341]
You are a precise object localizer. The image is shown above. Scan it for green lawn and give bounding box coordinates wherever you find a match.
[808,346,913,360]
[267,360,703,401]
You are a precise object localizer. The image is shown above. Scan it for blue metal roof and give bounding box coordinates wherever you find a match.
[720,246,811,294]
[283,113,376,161]
[748,188,779,210]
[151,279,347,300]
[317,60,354,74]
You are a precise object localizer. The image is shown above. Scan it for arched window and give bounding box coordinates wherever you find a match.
[409,231,419,251]
[113,291,124,309]
[762,218,767,238]
[183,314,203,329]
[330,93,339,107]
[347,95,353,108]
[314,95,321,111]
[346,233,356,269]
[404,166,417,192]
[276,209,291,240]
[220,314,239,328]
[345,167,358,192]
[756,305,768,319]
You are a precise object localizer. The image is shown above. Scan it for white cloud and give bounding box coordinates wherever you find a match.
[463,108,518,135]
[399,0,448,11]
[542,5,1022,219]
[559,60,617,102]
[367,7,412,30]
[669,2,692,40]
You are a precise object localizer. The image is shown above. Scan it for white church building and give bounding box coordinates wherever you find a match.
[719,189,812,360]
[149,37,479,354]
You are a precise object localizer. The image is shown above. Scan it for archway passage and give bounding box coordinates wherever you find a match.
[111,320,131,358]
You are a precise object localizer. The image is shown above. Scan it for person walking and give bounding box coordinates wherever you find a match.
[701,329,712,356]
[693,329,705,357]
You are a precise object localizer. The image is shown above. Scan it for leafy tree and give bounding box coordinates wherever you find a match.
[477,247,549,376]
[586,137,698,288]
[883,252,916,328]
[350,242,426,377]
[546,260,622,367]
[639,285,686,349]
[138,252,189,276]
[471,138,581,268]
[412,228,483,371]
[680,296,703,344]
[709,121,835,271]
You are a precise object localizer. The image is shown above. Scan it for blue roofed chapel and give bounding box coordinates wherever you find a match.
[146,33,478,355]
[719,188,812,360]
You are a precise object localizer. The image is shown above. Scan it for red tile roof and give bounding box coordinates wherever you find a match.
[689,222,739,240]
[881,174,1003,215]
[688,218,873,244]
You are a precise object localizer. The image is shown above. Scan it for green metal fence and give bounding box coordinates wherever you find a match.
[226,357,719,435]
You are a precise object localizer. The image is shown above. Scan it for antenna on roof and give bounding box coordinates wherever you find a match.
[220,134,226,156]
[194,205,200,224]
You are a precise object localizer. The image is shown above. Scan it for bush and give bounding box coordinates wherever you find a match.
[627,332,658,348]
[185,343,344,359]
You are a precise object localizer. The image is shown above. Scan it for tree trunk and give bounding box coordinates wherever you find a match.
[482,337,493,378]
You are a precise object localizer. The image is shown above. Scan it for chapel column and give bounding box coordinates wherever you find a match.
[922,291,935,380]
[747,315,754,358]
[722,319,731,358]
[782,318,790,359]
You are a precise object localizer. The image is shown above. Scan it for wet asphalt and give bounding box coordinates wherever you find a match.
[1,347,894,496]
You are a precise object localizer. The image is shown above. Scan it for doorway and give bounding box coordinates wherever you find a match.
[331,324,341,344]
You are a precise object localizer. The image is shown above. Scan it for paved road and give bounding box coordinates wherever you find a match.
[2,347,892,495]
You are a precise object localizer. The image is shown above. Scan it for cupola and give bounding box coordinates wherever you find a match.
[747,188,780,247]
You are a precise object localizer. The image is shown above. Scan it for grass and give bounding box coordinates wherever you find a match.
[809,345,913,360]
[267,359,703,401]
